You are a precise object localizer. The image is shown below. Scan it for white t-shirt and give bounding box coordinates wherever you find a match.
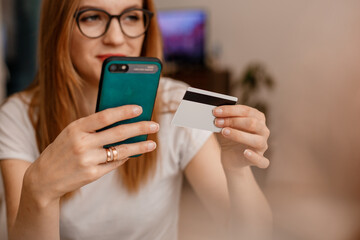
[0,78,212,240]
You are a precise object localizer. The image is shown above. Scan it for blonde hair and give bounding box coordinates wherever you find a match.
[27,0,163,193]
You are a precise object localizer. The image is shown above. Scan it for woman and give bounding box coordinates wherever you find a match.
[0,0,271,239]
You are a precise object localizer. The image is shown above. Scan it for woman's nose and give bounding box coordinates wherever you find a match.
[102,18,126,45]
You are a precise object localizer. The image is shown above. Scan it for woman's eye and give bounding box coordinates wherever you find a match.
[124,14,140,22]
[80,14,101,22]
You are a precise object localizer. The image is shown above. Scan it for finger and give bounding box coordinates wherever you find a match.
[221,128,268,151]
[214,117,269,135]
[92,140,157,165]
[244,149,270,169]
[79,105,143,132]
[94,121,159,146]
[96,157,129,176]
[213,105,265,121]
[113,140,157,160]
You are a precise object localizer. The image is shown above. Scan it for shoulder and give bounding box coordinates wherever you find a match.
[158,77,189,111]
[160,77,189,90]
[0,92,39,162]
[0,92,34,130]
[157,78,212,170]
[0,93,32,120]
[159,77,188,101]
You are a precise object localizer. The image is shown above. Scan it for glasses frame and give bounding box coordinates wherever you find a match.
[74,7,154,39]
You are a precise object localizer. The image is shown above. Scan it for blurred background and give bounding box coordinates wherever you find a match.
[1,0,360,239]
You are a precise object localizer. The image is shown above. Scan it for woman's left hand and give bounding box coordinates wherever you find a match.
[213,105,270,170]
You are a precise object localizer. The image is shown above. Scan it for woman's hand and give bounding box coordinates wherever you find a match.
[213,105,270,170]
[23,105,159,207]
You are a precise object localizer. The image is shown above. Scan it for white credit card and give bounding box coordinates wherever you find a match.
[171,87,238,132]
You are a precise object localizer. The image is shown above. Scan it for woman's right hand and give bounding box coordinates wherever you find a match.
[23,105,159,207]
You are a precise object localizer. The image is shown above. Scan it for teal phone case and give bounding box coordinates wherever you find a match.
[96,57,162,150]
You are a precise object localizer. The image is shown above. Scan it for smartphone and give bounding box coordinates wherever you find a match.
[96,56,162,149]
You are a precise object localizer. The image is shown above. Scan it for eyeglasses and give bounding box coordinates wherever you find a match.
[74,8,154,39]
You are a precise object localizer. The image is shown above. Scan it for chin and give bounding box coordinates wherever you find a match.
[83,70,101,87]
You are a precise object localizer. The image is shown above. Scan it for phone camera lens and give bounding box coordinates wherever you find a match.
[109,64,117,72]
[120,64,129,72]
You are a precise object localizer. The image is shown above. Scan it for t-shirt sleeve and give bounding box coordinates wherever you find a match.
[159,78,213,171]
[177,127,212,170]
[0,96,39,162]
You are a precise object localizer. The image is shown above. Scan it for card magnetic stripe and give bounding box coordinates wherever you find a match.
[183,91,237,106]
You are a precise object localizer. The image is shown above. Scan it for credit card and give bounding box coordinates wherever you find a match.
[171,87,238,132]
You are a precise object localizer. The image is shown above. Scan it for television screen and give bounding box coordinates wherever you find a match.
[157,9,206,66]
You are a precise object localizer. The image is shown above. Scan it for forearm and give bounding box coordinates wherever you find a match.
[224,164,272,239]
[9,185,60,240]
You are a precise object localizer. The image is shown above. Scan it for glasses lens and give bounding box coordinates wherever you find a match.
[120,10,150,38]
[78,10,109,38]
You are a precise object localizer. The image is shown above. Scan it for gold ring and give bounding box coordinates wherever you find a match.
[106,148,113,163]
[110,146,118,161]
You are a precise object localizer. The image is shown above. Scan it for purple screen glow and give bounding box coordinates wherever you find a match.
[158,10,206,65]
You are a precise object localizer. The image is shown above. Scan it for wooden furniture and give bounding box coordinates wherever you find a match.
[164,65,231,95]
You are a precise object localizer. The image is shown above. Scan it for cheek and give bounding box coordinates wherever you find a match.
[70,29,100,80]
[131,36,145,56]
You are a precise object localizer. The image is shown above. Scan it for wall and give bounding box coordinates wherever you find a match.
[155,0,360,239]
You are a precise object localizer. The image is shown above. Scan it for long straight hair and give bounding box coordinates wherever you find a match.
[27,0,163,193]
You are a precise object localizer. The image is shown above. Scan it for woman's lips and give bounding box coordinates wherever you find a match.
[97,54,126,62]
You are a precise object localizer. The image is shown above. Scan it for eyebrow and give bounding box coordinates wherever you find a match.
[78,4,142,12]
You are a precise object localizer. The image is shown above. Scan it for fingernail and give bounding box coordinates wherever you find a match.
[215,118,225,126]
[222,128,231,136]
[147,142,156,150]
[213,108,223,116]
[150,123,159,132]
[133,106,142,114]
[244,149,252,157]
